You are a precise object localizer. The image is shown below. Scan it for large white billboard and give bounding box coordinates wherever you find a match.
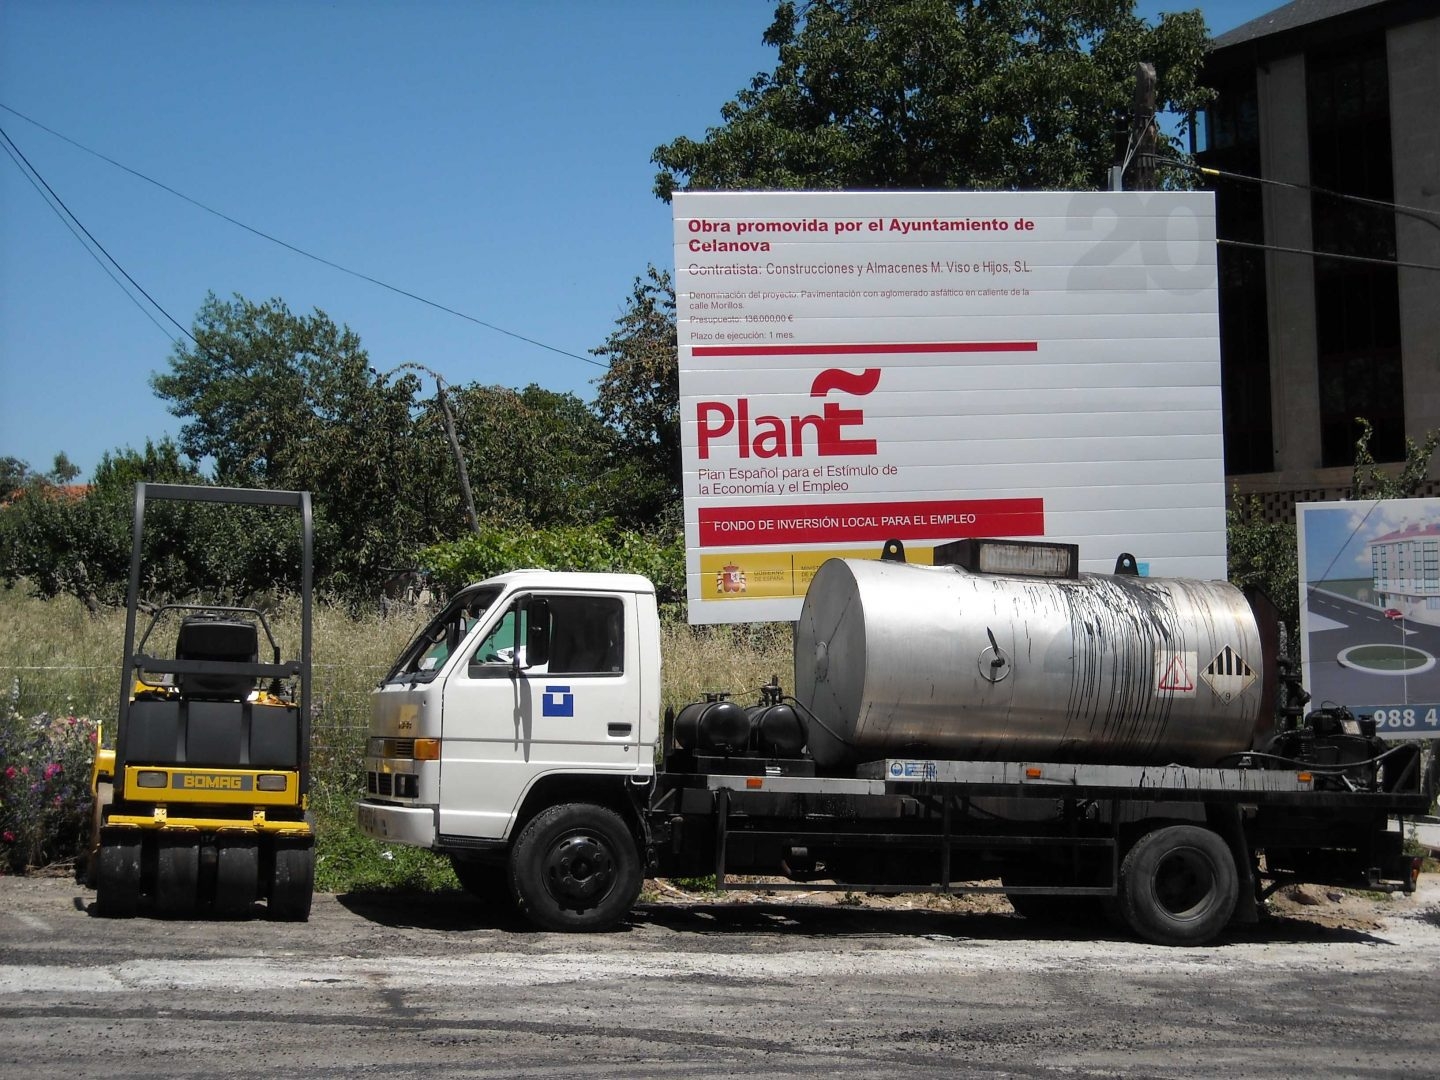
[673,191,1226,624]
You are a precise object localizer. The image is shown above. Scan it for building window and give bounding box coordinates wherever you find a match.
[1307,36,1404,467]
[1199,68,1273,476]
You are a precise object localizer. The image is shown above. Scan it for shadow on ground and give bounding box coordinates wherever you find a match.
[335,887,1396,946]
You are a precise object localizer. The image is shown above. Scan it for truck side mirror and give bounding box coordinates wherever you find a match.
[523,597,550,669]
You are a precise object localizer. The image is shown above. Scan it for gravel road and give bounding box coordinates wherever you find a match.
[3,874,1439,1078]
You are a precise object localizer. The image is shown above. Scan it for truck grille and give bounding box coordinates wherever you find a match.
[365,772,417,799]
[367,771,393,797]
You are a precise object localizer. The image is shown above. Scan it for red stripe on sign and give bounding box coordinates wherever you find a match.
[692,341,1039,357]
[698,499,1045,547]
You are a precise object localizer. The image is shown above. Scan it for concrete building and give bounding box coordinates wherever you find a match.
[1370,521,1440,625]
[1197,0,1440,520]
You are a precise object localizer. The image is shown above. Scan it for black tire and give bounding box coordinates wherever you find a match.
[94,834,142,918]
[214,839,260,917]
[155,835,200,917]
[1118,825,1238,946]
[268,842,315,921]
[81,781,113,888]
[450,854,514,910]
[510,803,642,932]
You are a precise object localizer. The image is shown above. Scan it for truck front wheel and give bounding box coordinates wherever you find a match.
[1119,825,1238,946]
[510,803,642,932]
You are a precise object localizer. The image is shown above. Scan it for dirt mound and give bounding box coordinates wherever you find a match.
[647,876,1423,931]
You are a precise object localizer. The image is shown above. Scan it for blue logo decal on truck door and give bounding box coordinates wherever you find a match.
[542,685,574,717]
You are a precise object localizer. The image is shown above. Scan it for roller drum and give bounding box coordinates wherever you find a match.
[794,558,1264,769]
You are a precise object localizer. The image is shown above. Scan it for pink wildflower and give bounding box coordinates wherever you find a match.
[3,766,14,780]
[42,762,62,781]
[1,831,13,844]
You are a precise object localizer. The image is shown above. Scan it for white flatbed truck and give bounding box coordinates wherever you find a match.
[358,556,1428,946]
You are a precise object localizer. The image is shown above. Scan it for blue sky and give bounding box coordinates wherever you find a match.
[1,0,1276,479]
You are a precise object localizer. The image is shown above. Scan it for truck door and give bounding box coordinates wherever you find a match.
[437,590,640,840]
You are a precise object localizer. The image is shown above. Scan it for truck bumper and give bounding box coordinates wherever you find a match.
[357,800,437,847]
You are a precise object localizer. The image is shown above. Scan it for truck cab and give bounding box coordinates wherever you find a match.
[358,570,660,926]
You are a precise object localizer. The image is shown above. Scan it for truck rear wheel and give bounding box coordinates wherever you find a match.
[1119,825,1237,946]
[94,834,142,918]
[510,803,642,932]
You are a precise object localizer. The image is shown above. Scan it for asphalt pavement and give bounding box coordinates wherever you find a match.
[3,874,1440,1078]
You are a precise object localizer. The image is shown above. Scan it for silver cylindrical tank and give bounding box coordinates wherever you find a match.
[794,558,1265,769]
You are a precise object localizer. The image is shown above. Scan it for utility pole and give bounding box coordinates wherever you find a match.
[1132,61,1158,192]
[391,362,481,535]
[434,376,481,535]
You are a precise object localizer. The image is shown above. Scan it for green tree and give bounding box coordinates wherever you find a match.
[48,452,80,484]
[90,438,200,490]
[652,0,1211,198]
[151,294,456,595]
[1,439,205,610]
[0,454,81,493]
[1351,418,1440,501]
[0,438,325,610]
[0,457,31,495]
[422,522,684,607]
[152,293,415,485]
[1227,422,1439,641]
[1226,493,1300,635]
[446,383,634,527]
[591,267,681,524]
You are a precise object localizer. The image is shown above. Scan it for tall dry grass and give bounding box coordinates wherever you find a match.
[1,584,796,885]
[0,587,427,749]
[1,590,126,724]
[1,586,797,740]
[658,621,794,711]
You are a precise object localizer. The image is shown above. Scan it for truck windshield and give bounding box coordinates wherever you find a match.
[384,585,502,684]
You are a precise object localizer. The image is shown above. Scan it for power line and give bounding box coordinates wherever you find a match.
[3,121,442,435]
[1181,159,1440,232]
[1219,237,1440,273]
[0,132,180,345]
[1154,155,1440,271]
[0,102,607,369]
[0,123,196,344]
